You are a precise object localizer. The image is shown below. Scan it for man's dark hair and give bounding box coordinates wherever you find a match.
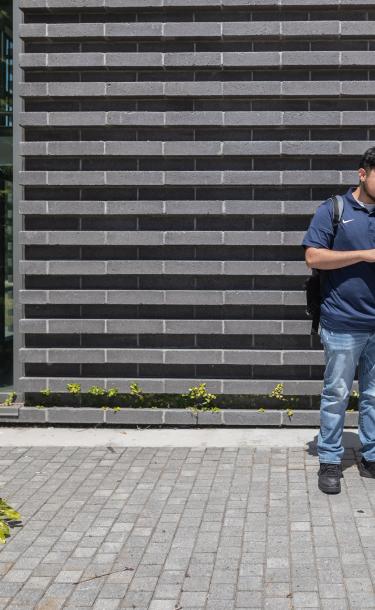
[358,147,375,173]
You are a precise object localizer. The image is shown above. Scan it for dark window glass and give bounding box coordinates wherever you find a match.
[0,1,13,387]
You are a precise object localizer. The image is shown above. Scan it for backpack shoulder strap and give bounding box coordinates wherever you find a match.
[331,194,344,229]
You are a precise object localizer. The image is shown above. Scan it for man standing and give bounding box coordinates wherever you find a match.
[302,147,375,494]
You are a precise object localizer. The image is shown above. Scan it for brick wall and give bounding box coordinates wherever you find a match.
[16,0,374,401]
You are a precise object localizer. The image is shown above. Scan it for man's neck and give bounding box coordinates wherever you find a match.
[352,185,375,204]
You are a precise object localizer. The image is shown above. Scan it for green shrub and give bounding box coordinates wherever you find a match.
[0,499,21,544]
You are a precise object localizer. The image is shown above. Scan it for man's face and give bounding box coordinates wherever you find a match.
[359,167,375,201]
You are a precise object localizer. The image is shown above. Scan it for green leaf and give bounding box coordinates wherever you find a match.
[0,520,10,537]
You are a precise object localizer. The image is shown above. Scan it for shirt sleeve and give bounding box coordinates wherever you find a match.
[301,199,334,249]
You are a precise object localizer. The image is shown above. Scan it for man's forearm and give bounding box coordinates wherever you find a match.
[305,248,372,270]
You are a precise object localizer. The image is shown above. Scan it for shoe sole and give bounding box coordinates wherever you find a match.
[318,480,341,494]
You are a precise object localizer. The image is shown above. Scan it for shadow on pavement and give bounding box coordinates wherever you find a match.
[306,430,361,473]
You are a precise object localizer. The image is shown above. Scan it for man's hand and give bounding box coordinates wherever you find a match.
[305,247,375,270]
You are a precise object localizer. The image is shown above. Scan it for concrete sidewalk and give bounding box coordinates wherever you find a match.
[0,426,363,448]
[0,428,373,610]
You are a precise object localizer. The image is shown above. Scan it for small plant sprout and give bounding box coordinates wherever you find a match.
[257,407,266,413]
[347,389,359,412]
[269,383,296,417]
[40,388,51,396]
[67,383,81,394]
[88,385,106,396]
[112,406,121,412]
[129,382,145,401]
[3,391,17,406]
[107,387,119,398]
[0,499,21,544]
[182,382,218,412]
[269,383,284,401]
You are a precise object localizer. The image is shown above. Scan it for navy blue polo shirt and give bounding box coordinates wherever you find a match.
[302,186,375,331]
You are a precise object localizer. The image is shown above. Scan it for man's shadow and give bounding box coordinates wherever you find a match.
[307,430,361,473]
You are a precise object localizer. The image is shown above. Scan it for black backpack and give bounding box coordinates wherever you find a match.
[303,195,344,335]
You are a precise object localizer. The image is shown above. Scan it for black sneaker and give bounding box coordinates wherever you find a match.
[359,457,375,478]
[318,462,342,494]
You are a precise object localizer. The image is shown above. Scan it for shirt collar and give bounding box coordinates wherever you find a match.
[344,186,367,210]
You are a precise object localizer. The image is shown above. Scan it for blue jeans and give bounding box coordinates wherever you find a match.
[319,326,375,464]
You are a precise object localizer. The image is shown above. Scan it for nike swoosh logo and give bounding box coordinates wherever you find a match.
[342,219,354,224]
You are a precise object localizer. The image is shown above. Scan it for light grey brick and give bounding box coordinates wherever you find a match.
[49,290,106,304]
[106,82,164,96]
[106,319,162,333]
[224,52,279,66]
[224,231,282,245]
[282,81,340,96]
[19,112,47,126]
[106,348,163,363]
[107,260,163,274]
[48,261,106,274]
[223,21,279,36]
[164,141,221,156]
[283,111,340,126]
[224,350,281,365]
[223,81,280,96]
[48,348,105,363]
[19,172,47,186]
[47,408,104,424]
[48,231,105,245]
[20,142,47,155]
[106,52,162,67]
[166,111,222,126]
[19,82,48,97]
[19,348,47,362]
[49,111,106,126]
[281,410,321,427]
[106,231,163,245]
[105,141,162,156]
[224,111,281,126]
[19,261,48,274]
[341,21,375,36]
[48,82,106,96]
[47,141,105,155]
[107,171,164,185]
[47,53,104,67]
[164,51,220,66]
[19,53,46,67]
[223,171,281,185]
[283,51,339,66]
[107,290,164,304]
[223,410,281,426]
[105,22,162,38]
[281,20,339,36]
[48,23,104,37]
[163,409,197,425]
[19,318,47,333]
[48,171,105,186]
[105,408,163,425]
[163,22,221,37]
